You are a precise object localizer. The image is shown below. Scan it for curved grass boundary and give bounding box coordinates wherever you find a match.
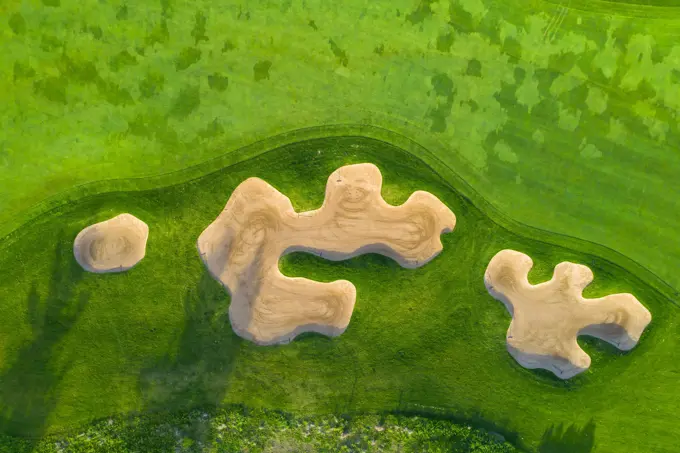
[2,124,677,309]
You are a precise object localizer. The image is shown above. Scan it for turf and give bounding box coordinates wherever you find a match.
[2,0,680,298]
[0,137,677,452]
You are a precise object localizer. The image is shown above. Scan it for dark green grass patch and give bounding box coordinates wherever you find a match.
[0,137,676,452]
[0,406,519,453]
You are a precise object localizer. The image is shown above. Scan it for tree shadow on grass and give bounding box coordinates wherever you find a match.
[538,419,596,453]
[138,268,242,445]
[0,232,90,448]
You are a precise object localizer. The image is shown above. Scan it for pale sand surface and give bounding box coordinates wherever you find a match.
[73,213,149,273]
[484,249,652,379]
[197,163,456,345]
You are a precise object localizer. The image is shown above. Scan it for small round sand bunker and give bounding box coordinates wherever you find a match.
[73,213,149,273]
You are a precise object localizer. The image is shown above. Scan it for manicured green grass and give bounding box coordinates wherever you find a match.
[0,137,677,452]
[2,0,680,299]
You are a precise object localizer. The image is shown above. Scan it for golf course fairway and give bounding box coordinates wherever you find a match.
[2,0,680,451]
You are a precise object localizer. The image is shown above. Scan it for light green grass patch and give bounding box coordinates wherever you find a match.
[458,0,488,21]
[558,103,581,131]
[531,129,544,144]
[586,87,608,115]
[620,34,656,92]
[550,67,586,98]
[498,19,517,43]
[515,70,541,113]
[494,140,518,163]
[592,37,621,80]
[607,117,628,145]
[634,101,669,142]
[579,139,603,159]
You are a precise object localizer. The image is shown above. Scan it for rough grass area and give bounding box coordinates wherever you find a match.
[0,406,520,453]
[0,138,676,452]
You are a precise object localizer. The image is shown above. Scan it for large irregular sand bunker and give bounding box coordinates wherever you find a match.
[197,163,456,345]
[484,249,652,379]
[73,213,149,273]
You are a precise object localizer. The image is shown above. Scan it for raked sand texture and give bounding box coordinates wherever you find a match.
[73,213,149,273]
[197,163,456,345]
[484,249,652,379]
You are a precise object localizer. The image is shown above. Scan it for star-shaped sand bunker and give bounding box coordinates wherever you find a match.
[73,213,149,273]
[484,249,652,379]
[197,163,456,345]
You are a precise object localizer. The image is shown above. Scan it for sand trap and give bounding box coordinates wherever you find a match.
[197,163,456,345]
[484,249,652,379]
[73,213,149,273]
